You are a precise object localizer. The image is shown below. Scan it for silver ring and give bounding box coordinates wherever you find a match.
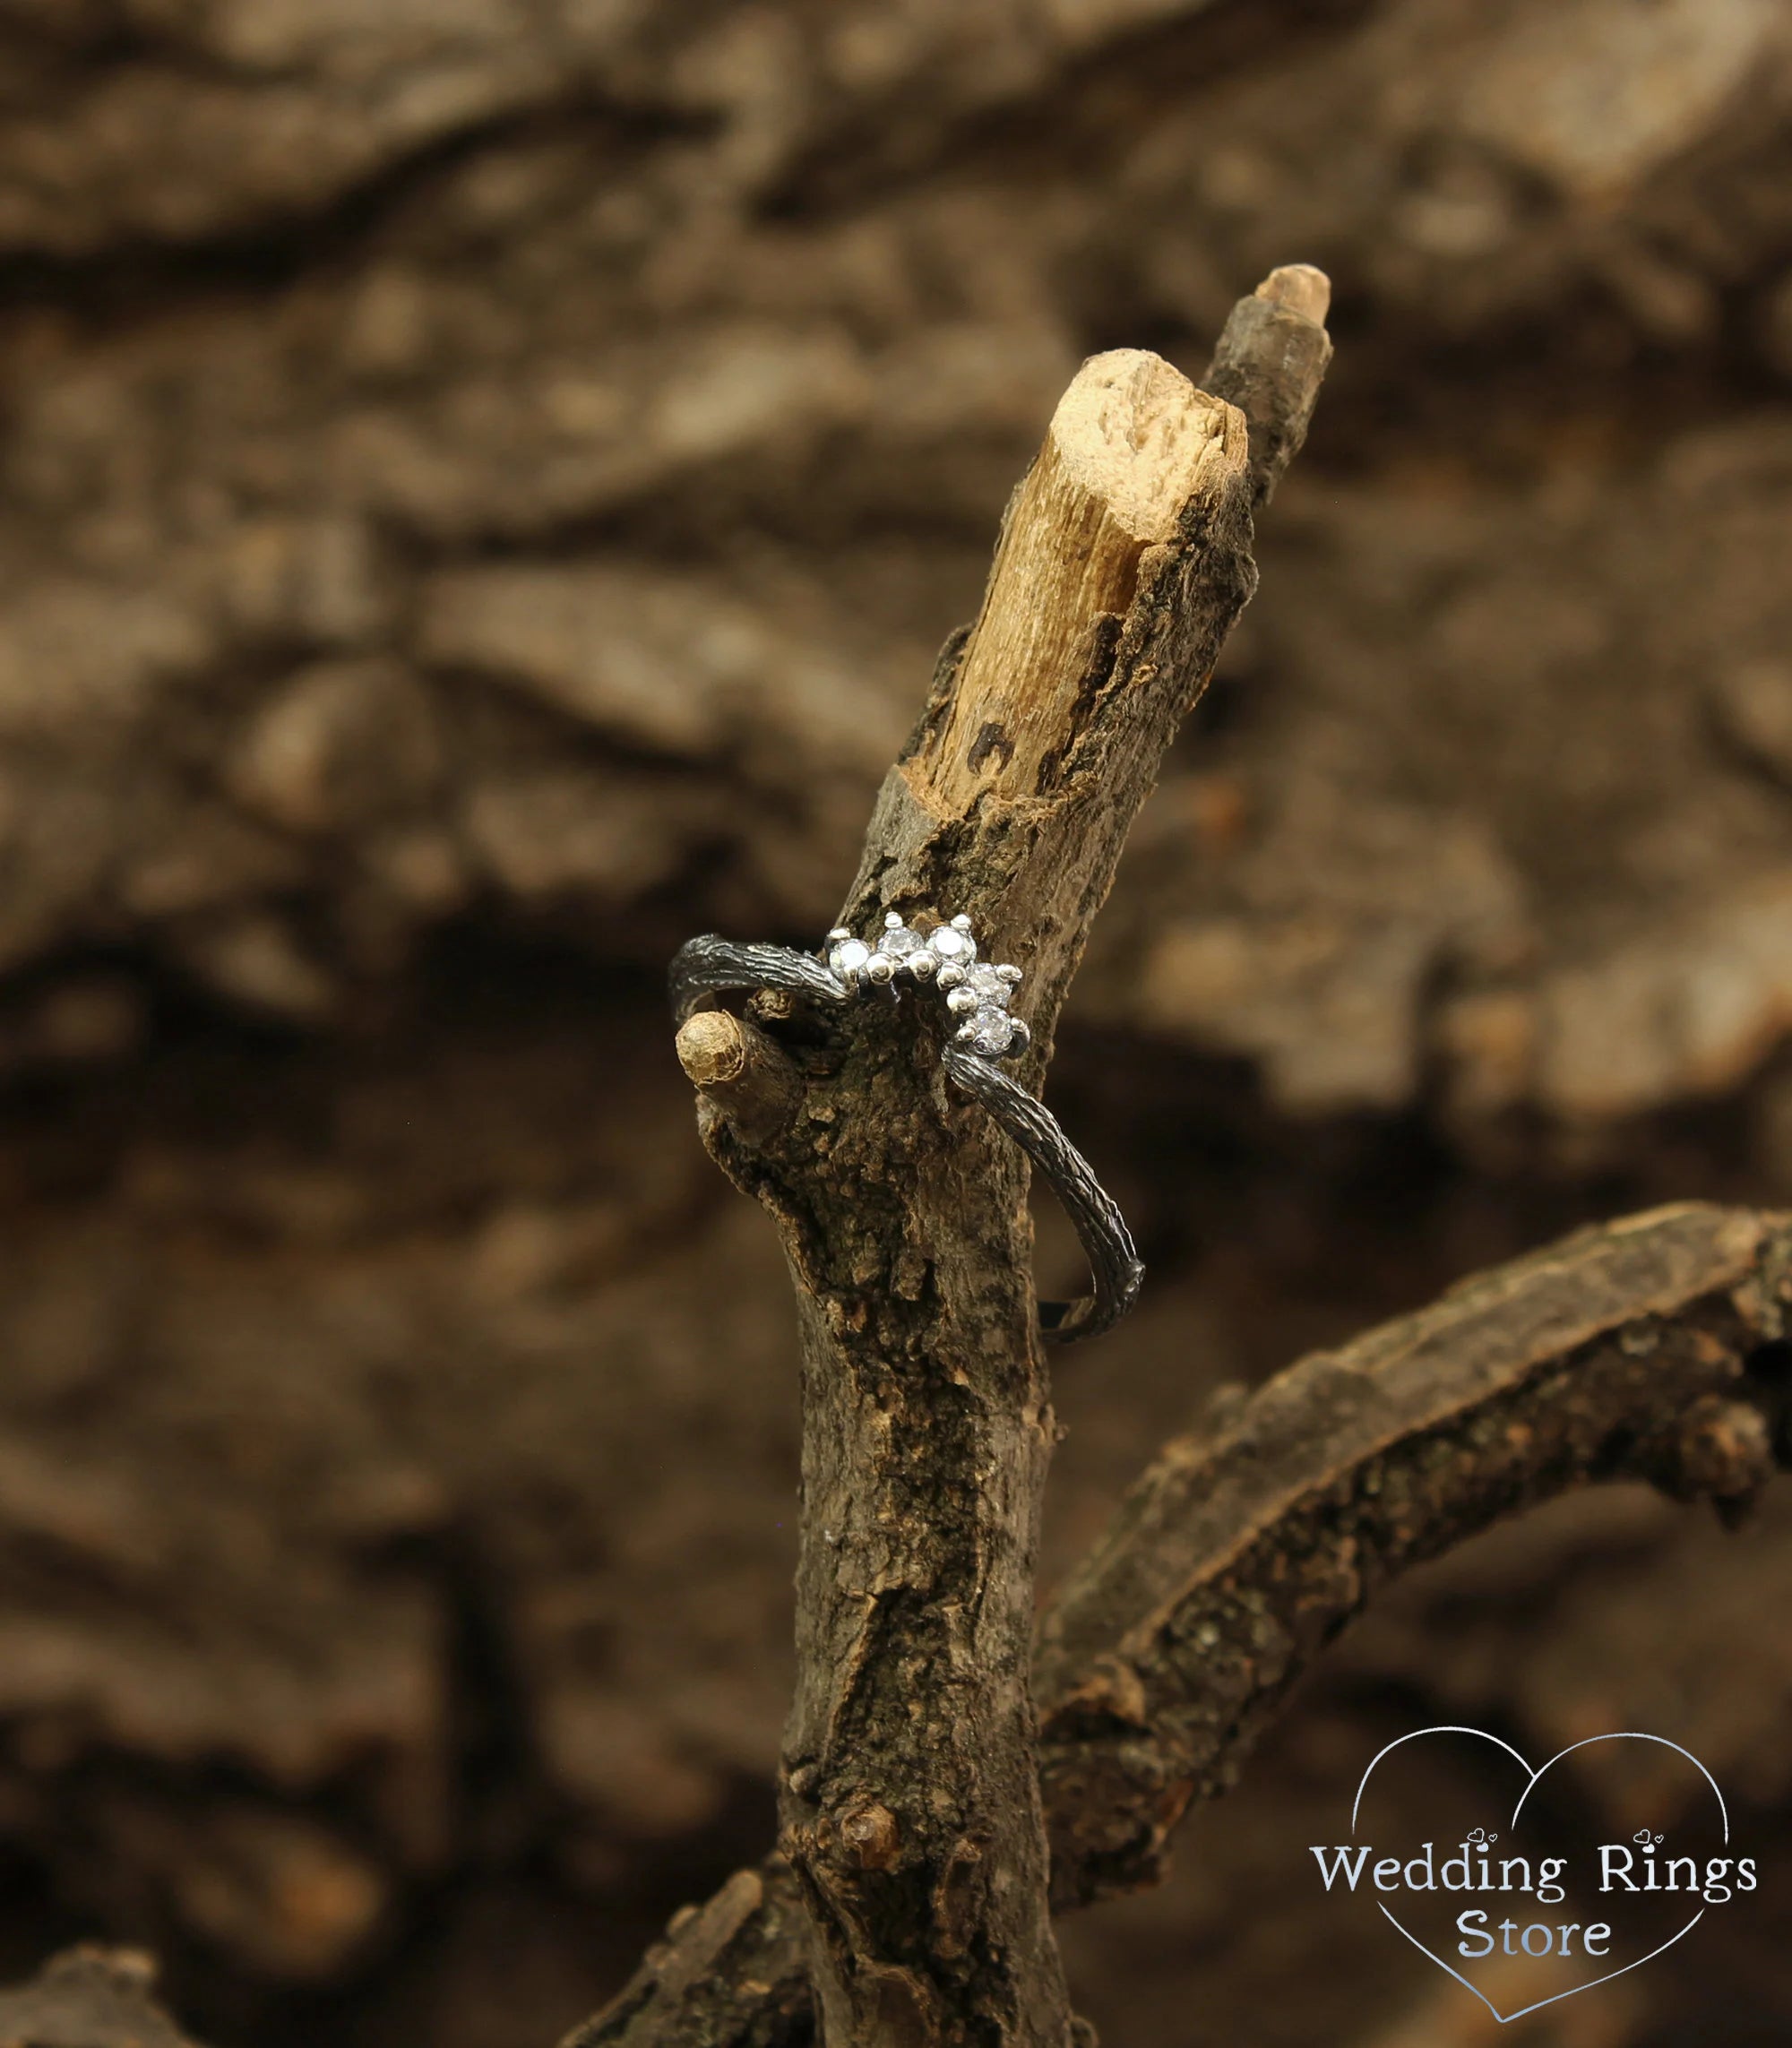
[669,914,1144,1344]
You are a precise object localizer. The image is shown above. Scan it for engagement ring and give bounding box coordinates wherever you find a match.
[669,913,1143,1343]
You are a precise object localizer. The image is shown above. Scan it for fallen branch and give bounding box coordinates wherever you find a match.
[572,1200,1791,2048]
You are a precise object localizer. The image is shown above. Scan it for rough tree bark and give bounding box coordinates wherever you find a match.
[1033,1199,1788,1902]
[574,1200,1792,2048]
[661,271,1328,2048]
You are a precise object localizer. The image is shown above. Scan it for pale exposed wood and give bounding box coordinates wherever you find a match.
[0,1947,201,2048]
[919,352,1244,818]
[674,1011,748,1087]
[674,1010,803,1147]
[1256,262,1331,323]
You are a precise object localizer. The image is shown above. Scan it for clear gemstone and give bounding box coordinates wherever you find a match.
[829,938,870,975]
[964,963,1010,1002]
[879,925,922,959]
[931,925,974,961]
[961,1007,1014,1056]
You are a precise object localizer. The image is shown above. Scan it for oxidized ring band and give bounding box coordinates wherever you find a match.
[668,913,1144,1344]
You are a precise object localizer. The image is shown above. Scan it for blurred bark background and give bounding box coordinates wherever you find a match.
[0,2,1789,2044]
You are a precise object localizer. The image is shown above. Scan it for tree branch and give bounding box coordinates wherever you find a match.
[569,1200,1792,2048]
[1033,1199,1788,1903]
[0,254,1345,2048]
[567,1863,814,2048]
[668,270,1328,2048]
[676,1010,806,1149]
[1201,262,1332,508]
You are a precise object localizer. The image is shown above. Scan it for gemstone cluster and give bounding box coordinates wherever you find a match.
[825,912,1030,1059]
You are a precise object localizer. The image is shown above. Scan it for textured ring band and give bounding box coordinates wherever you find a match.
[668,915,1144,1345]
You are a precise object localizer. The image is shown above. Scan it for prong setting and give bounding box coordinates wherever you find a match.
[827,934,871,984]
[819,912,1028,1057]
[670,925,1138,1338]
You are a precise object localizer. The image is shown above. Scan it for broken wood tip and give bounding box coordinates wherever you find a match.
[1255,262,1331,325]
[1049,349,1237,546]
[675,1009,746,1088]
[675,1008,804,1146]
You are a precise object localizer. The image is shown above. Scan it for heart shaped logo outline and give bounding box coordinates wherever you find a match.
[1351,1725,1729,2025]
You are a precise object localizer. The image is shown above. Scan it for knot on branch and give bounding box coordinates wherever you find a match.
[838,1800,901,1872]
[1654,1392,1775,1517]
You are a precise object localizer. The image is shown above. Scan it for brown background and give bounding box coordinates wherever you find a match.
[0,1,1789,2042]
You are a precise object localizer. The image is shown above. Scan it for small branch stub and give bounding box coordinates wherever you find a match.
[1202,262,1333,508]
[1256,261,1331,323]
[674,1009,803,1146]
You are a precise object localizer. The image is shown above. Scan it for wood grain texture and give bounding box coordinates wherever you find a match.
[676,1011,805,1148]
[922,354,1242,815]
